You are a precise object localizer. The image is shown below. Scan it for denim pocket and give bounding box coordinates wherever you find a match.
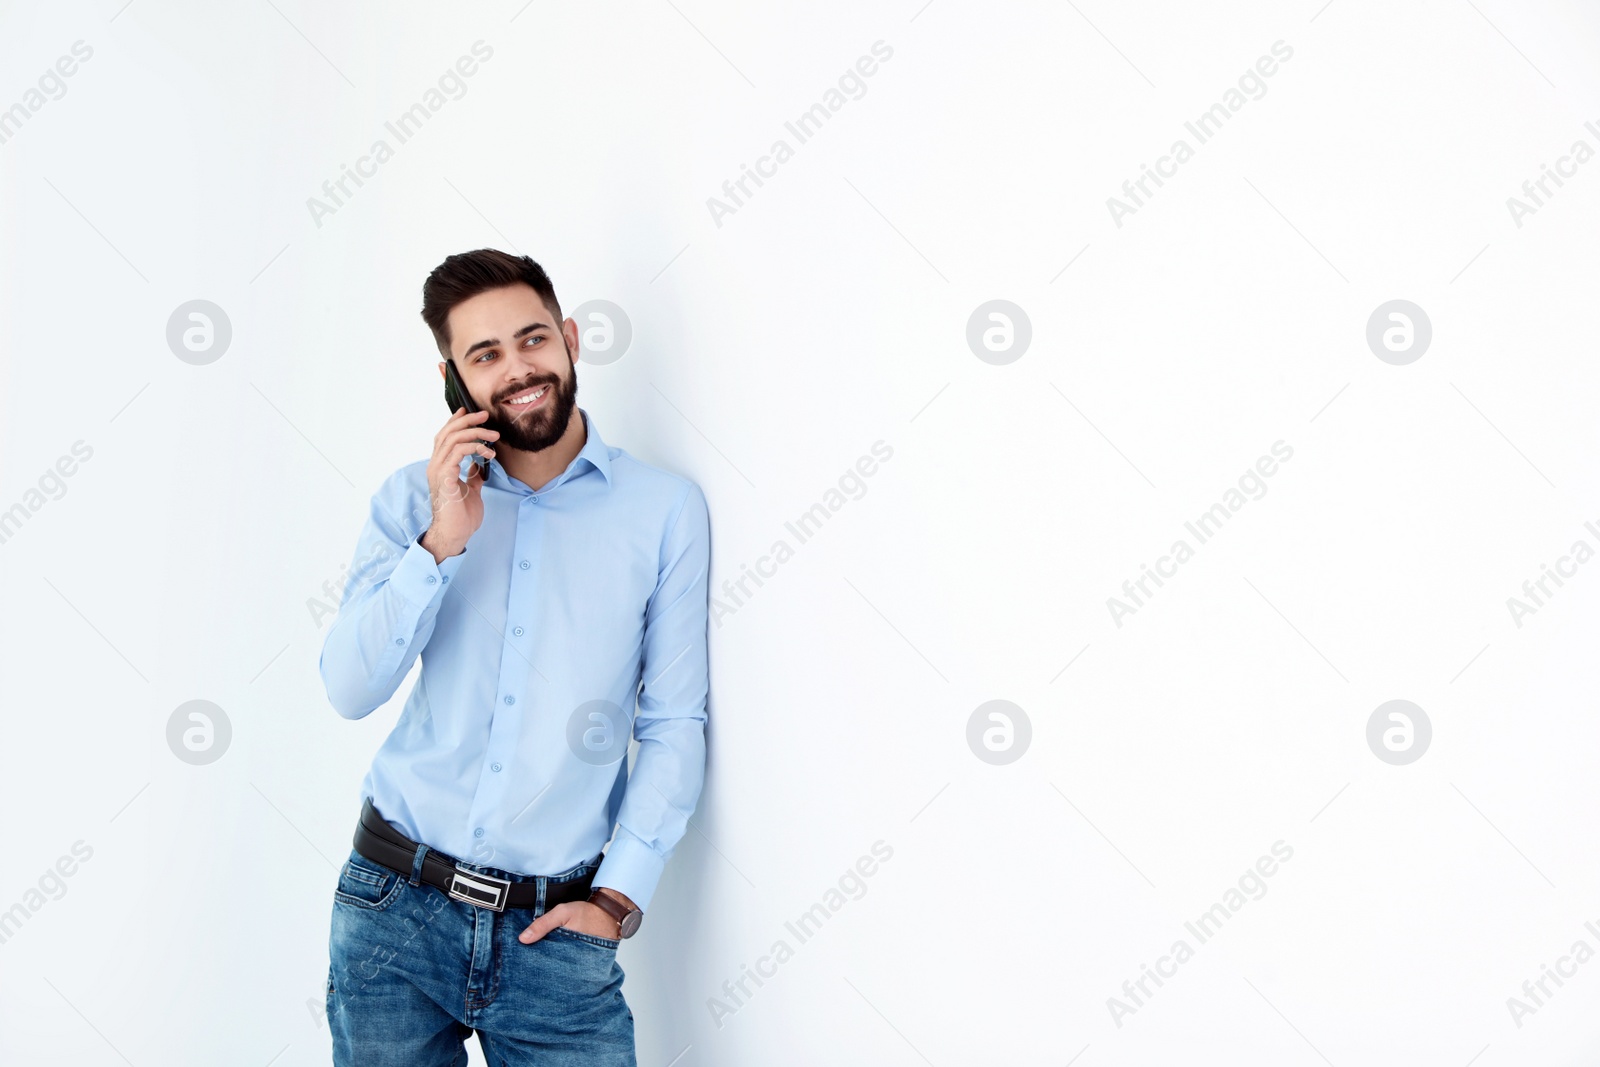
[548,925,620,951]
[334,853,403,911]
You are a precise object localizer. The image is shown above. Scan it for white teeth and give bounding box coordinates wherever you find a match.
[508,386,548,406]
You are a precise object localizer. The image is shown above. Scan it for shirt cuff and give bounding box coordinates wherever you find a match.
[388,535,466,609]
[592,829,666,913]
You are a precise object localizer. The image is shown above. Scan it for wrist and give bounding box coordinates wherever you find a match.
[419,530,459,564]
[589,901,622,939]
[592,886,637,911]
[588,886,643,938]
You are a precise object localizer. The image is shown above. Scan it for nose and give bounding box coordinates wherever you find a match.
[503,360,542,389]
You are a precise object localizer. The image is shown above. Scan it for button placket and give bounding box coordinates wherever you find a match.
[470,496,541,839]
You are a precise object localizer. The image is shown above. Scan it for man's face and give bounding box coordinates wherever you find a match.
[442,284,580,454]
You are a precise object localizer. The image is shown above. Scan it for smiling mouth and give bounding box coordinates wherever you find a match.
[502,384,551,410]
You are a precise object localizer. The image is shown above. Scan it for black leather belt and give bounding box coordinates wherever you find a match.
[352,797,594,913]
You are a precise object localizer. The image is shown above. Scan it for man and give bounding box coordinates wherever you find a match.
[318,248,710,1066]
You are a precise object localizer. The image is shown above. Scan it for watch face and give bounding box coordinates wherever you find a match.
[619,910,643,938]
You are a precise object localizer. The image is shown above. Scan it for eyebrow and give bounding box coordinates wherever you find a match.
[461,322,550,358]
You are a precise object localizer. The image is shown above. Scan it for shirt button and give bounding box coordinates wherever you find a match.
[513,627,524,637]
[491,762,502,772]
[394,638,404,646]
[519,560,530,570]
[530,495,538,503]
[474,828,485,838]
[504,695,515,705]
[426,575,437,584]
[442,576,449,584]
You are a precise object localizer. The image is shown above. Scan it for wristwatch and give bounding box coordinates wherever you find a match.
[588,889,643,938]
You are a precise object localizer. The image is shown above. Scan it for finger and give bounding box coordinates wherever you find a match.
[448,438,499,465]
[436,442,494,484]
[518,902,573,944]
[432,454,490,505]
[433,407,468,447]
[437,426,500,459]
[430,452,487,501]
[431,442,491,496]
[435,422,496,470]
[439,426,500,459]
[452,408,491,429]
[433,473,469,506]
[434,407,491,448]
[431,446,481,485]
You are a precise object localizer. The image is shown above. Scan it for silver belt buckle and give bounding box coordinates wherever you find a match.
[448,864,511,911]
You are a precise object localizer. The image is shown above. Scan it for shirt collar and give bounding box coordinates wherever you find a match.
[572,407,613,487]
[486,406,612,493]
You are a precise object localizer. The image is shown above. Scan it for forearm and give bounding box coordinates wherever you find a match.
[591,722,707,911]
[319,534,463,718]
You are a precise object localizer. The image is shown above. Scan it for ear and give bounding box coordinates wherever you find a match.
[437,361,448,380]
[563,317,581,366]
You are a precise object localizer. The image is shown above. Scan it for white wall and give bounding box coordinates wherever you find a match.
[3,1,1600,1063]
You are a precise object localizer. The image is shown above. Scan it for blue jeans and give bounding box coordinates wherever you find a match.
[326,847,635,1066]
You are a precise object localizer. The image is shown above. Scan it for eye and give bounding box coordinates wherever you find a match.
[475,351,496,363]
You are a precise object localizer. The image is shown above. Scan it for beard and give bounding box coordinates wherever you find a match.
[481,345,579,454]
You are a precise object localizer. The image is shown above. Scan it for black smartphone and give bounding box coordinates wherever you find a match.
[443,358,490,482]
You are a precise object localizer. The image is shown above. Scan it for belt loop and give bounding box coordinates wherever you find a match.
[535,875,546,916]
[409,844,429,887]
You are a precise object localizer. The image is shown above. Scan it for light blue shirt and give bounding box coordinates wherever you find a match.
[319,408,709,912]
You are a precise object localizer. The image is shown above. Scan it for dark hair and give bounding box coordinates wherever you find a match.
[420,249,563,359]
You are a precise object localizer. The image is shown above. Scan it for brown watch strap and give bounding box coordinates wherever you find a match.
[587,890,631,929]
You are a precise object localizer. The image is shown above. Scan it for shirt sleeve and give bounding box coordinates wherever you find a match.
[592,481,711,912]
[318,467,468,720]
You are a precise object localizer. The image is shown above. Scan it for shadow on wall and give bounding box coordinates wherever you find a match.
[622,708,721,1061]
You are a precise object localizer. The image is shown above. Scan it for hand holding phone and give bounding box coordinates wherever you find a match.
[443,358,492,483]
[422,406,498,563]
